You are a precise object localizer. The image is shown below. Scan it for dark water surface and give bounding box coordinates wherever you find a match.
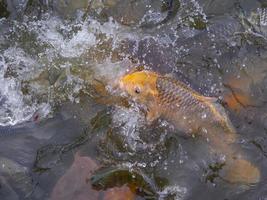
[0,0,267,199]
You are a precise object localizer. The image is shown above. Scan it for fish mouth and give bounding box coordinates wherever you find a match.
[112,77,129,98]
[118,76,127,91]
[109,75,124,92]
[119,79,124,90]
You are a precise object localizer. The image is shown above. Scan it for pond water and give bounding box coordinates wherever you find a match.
[0,0,267,199]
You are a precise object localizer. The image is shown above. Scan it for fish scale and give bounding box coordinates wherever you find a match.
[157,80,198,113]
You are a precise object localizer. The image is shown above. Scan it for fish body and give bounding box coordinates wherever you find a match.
[156,76,236,138]
[119,70,260,184]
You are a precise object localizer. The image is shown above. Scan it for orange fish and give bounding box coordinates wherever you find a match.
[119,70,260,184]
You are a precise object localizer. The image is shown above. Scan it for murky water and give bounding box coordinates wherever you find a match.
[0,0,267,199]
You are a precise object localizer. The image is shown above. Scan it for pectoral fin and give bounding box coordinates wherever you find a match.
[200,96,218,103]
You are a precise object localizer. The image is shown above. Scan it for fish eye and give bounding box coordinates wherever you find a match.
[134,86,141,94]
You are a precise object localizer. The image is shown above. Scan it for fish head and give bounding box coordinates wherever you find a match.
[119,70,159,104]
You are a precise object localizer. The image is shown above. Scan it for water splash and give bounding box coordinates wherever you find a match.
[111,105,145,151]
[0,55,36,126]
[159,185,187,200]
[32,16,97,58]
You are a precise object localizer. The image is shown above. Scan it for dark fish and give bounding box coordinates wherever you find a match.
[91,167,158,199]
[141,0,180,28]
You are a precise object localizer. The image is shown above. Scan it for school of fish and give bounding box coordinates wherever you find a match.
[118,70,260,184]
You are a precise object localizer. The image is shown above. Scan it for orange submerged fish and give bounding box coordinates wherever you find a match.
[119,70,260,184]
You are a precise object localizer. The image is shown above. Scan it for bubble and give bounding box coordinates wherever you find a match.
[201,113,207,119]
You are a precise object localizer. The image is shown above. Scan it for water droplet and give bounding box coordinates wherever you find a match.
[201,113,207,119]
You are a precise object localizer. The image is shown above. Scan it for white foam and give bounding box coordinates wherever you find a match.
[33,17,96,58]
[0,56,36,126]
[112,105,145,151]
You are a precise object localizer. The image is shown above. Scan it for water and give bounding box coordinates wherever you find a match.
[0,0,267,199]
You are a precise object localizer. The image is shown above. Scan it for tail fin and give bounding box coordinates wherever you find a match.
[222,158,260,184]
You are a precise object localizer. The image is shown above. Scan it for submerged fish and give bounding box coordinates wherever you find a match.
[91,167,157,198]
[119,70,260,184]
